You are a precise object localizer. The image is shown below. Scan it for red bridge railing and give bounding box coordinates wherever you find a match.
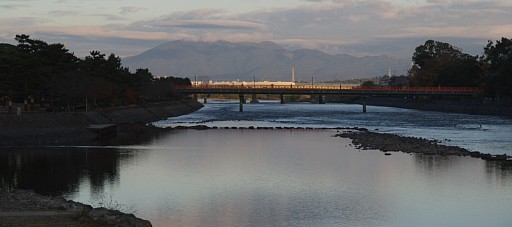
[176,85,482,92]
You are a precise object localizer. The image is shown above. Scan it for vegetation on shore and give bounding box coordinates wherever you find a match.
[1,35,511,109]
[0,34,191,111]
[408,38,512,99]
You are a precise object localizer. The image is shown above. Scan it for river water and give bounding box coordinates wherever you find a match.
[1,101,512,226]
[155,100,512,156]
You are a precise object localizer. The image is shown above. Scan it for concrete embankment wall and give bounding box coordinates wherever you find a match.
[82,100,203,124]
[350,96,512,117]
[0,100,203,145]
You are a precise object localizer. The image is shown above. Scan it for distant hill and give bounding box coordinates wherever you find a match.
[122,40,410,82]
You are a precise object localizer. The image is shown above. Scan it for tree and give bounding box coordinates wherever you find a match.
[481,37,512,98]
[1,34,194,108]
[410,40,482,87]
[361,81,374,87]
[412,40,462,69]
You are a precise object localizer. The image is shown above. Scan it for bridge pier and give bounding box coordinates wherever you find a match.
[362,96,367,113]
[203,95,208,104]
[250,94,259,103]
[193,94,198,101]
[319,95,325,104]
[280,94,285,104]
[239,94,245,112]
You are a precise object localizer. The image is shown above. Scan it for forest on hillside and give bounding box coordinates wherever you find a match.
[0,35,190,111]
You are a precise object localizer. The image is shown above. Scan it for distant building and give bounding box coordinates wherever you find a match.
[201,80,296,86]
[195,66,297,86]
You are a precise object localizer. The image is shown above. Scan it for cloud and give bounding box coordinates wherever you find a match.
[0,4,27,10]
[119,7,145,15]
[157,20,267,30]
[161,8,228,20]
[38,25,175,41]
[90,13,126,21]
[48,10,80,17]
[235,0,512,55]
[2,0,511,58]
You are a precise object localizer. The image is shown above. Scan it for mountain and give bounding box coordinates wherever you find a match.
[122,40,410,82]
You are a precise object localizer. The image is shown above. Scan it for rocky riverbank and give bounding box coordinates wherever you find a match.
[333,128,511,162]
[0,188,151,227]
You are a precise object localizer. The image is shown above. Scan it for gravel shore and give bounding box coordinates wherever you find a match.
[334,128,511,162]
[0,188,151,227]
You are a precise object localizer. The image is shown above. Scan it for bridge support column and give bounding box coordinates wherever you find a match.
[319,95,325,104]
[362,96,367,113]
[203,95,208,104]
[193,94,198,101]
[280,94,285,104]
[250,94,259,103]
[239,94,245,112]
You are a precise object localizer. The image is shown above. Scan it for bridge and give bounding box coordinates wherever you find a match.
[175,85,482,112]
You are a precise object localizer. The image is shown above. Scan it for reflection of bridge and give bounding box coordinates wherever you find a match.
[175,85,482,112]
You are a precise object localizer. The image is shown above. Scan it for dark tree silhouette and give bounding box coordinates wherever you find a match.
[0,34,192,110]
[481,37,512,98]
[409,40,483,88]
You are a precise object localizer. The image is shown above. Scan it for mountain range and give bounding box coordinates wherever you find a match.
[122,40,411,82]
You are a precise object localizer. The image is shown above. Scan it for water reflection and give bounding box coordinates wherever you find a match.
[485,161,512,189]
[1,129,512,226]
[156,100,512,155]
[0,147,125,196]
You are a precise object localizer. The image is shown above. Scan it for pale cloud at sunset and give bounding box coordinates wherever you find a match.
[1,0,510,58]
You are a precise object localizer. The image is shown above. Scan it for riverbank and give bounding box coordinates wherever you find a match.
[0,99,203,146]
[348,96,512,117]
[333,128,511,163]
[0,100,202,226]
[0,188,151,226]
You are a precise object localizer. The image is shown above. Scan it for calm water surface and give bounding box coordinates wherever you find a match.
[1,101,512,226]
[155,100,512,155]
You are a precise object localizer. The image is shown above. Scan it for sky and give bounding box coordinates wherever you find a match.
[1,0,511,59]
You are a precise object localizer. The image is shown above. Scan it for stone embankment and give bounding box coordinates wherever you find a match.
[0,188,151,227]
[347,96,512,117]
[0,99,203,146]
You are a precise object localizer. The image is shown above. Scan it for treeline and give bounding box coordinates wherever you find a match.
[409,38,512,98]
[0,34,190,110]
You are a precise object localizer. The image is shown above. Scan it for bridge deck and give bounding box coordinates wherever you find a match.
[175,85,482,96]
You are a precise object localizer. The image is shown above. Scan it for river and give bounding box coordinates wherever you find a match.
[1,101,511,226]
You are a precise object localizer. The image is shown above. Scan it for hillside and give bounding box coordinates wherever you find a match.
[122,40,410,82]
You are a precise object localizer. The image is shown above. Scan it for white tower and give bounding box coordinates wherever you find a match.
[291,65,295,82]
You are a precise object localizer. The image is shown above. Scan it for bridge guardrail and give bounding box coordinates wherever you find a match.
[176,85,482,92]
